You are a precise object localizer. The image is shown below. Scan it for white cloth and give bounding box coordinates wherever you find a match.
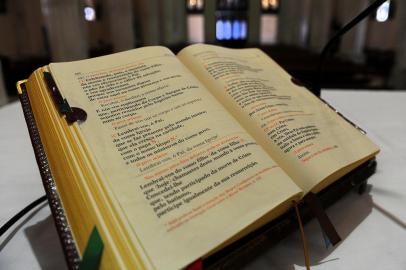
[1,90,405,270]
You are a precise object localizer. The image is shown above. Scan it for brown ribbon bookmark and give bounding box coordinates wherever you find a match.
[293,201,311,270]
[43,71,87,124]
[304,192,341,246]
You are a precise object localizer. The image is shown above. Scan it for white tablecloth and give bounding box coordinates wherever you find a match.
[1,90,405,270]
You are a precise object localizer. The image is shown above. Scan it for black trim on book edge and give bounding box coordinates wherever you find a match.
[18,80,378,270]
[18,83,81,270]
[291,77,367,134]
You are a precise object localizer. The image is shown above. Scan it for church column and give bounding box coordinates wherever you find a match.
[336,0,368,62]
[40,0,88,61]
[309,0,333,52]
[0,63,8,106]
[160,0,187,46]
[204,0,216,44]
[248,1,260,45]
[277,0,312,47]
[102,0,135,52]
[390,1,406,88]
[0,0,46,60]
[133,0,160,45]
[12,0,46,58]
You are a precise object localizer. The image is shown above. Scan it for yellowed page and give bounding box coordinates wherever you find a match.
[177,44,379,193]
[49,46,302,270]
[24,70,139,269]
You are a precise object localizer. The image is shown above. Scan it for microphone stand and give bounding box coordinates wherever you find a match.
[312,0,387,96]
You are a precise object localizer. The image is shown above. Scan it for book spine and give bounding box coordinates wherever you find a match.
[18,84,81,270]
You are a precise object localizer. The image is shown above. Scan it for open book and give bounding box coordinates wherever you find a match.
[18,44,379,270]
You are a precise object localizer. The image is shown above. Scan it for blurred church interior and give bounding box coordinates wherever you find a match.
[0,0,405,106]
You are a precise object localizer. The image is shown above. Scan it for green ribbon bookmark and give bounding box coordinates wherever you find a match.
[79,226,104,270]
[58,99,72,114]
